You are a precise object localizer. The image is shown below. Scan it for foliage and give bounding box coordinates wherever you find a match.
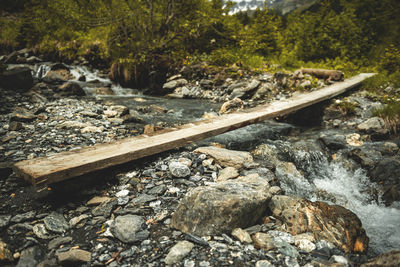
[373,100,400,135]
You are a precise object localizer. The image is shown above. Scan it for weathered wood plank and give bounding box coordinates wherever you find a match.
[13,73,375,186]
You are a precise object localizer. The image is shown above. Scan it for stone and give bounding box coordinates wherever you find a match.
[219,98,244,114]
[357,117,388,135]
[111,215,149,243]
[170,174,271,236]
[217,167,239,182]
[294,233,316,252]
[164,241,194,265]
[57,249,91,265]
[269,195,369,253]
[48,236,73,250]
[10,108,36,122]
[0,67,33,91]
[255,260,274,267]
[93,87,114,95]
[0,241,12,262]
[194,146,253,169]
[69,214,90,228]
[17,246,43,267]
[57,82,86,96]
[43,213,69,234]
[163,79,188,92]
[57,121,89,129]
[0,215,11,229]
[252,233,275,251]
[319,133,347,150]
[231,228,252,244]
[87,196,111,206]
[346,133,363,147]
[11,211,36,223]
[81,126,103,133]
[33,224,51,239]
[109,105,129,117]
[361,250,400,267]
[43,69,74,83]
[169,162,191,178]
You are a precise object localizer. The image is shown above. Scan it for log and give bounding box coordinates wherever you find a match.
[294,68,344,82]
[13,73,375,187]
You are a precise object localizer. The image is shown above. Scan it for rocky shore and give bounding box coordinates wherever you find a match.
[0,49,399,266]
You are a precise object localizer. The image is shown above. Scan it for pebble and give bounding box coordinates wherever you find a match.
[57,249,92,264]
[164,241,194,265]
[169,162,191,178]
[43,213,69,233]
[232,228,252,244]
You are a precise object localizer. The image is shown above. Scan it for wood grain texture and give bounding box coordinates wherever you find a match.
[13,73,375,186]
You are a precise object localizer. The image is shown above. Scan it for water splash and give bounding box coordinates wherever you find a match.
[277,149,400,254]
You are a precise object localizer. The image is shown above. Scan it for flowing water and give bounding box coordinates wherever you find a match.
[33,63,400,255]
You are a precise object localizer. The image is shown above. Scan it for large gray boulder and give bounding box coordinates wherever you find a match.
[0,67,33,91]
[170,174,271,236]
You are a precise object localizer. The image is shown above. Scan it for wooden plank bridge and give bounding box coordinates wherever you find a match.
[13,73,375,186]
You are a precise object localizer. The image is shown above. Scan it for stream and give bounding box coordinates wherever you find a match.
[31,62,400,255]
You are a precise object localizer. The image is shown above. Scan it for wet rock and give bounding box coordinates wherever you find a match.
[171,174,271,236]
[169,162,191,178]
[163,79,188,92]
[57,249,91,265]
[269,195,369,253]
[11,211,36,223]
[17,246,43,267]
[164,241,194,265]
[111,215,149,243]
[43,69,74,84]
[217,167,239,182]
[232,228,252,243]
[93,87,114,95]
[219,98,244,114]
[252,233,275,251]
[0,240,12,262]
[361,250,400,267]
[319,133,346,150]
[194,146,253,169]
[0,67,33,91]
[369,157,400,204]
[43,213,69,234]
[57,82,86,96]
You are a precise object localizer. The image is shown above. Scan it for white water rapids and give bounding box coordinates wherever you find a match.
[276,149,400,255]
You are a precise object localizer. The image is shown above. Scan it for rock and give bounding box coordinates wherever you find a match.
[170,174,271,236]
[43,213,69,234]
[69,214,90,228]
[10,108,36,122]
[294,233,316,252]
[111,215,149,243]
[33,224,51,239]
[109,105,129,117]
[10,211,36,223]
[0,215,11,229]
[169,162,191,178]
[81,125,103,133]
[219,98,244,114]
[0,67,33,91]
[87,196,111,206]
[163,79,188,92]
[361,250,400,267]
[346,133,363,147]
[48,236,73,250]
[57,249,91,265]
[269,195,369,253]
[252,233,275,251]
[9,121,24,131]
[26,56,42,64]
[370,157,400,204]
[16,246,43,267]
[232,228,252,243]
[357,117,388,136]
[319,133,347,150]
[0,241,12,262]
[255,260,274,267]
[300,80,312,89]
[57,82,86,96]
[194,146,253,169]
[57,121,89,129]
[43,69,74,83]
[217,167,239,182]
[164,241,194,265]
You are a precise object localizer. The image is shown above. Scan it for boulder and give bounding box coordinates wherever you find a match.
[269,195,369,253]
[357,117,388,137]
[43,69,74,84]
[370,157,400,205]
[220,98,244,114]
[194,146,253,169]
[57,82,86,96]
[0,67,33,91]
[170,174,271,236]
